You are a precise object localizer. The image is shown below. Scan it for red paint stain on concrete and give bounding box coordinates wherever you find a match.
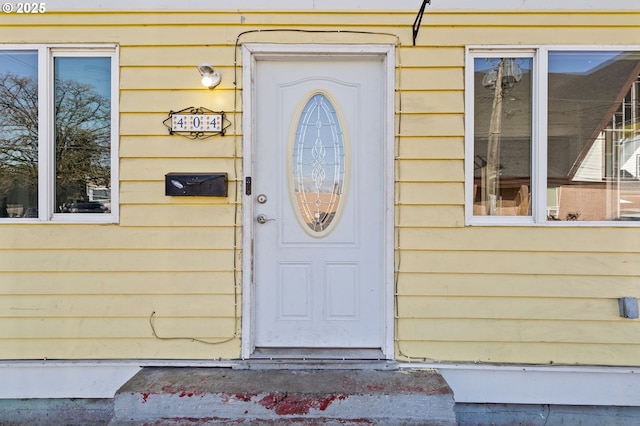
[234,393,256,402]
[258,393,347,415]
[141,392,151,403]
[219,393,257,404]
[178,391,195,398]
[365,384,386,392]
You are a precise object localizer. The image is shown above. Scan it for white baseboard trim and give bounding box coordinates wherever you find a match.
[1,360,639,406]
[0,360,235,399]
[404,363,640,407]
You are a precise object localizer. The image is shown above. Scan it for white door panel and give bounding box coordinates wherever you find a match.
[251,56,386,351]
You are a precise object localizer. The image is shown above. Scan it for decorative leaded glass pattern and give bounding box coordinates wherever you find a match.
[291,92,346,234]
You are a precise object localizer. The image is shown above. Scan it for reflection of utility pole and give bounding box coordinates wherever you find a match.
[486,59,504,215]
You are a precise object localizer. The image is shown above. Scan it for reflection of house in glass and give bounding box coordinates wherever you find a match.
[294,188,342,232]
[474,52,640,221]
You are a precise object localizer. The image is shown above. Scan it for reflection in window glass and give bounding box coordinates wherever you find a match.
[473,57,533,216]
[54,57,111,214]
[0,50,38,219]
[548,51,640,221]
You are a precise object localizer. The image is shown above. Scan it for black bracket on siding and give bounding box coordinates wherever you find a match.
[412,0,431,46]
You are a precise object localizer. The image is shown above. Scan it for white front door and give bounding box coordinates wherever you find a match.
[243,45,394,358]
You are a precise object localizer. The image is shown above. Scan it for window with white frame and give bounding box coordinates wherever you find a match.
[0,46,118,222]
[466,47,640,224]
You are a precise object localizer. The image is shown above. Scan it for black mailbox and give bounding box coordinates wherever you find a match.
[165,173,228,197]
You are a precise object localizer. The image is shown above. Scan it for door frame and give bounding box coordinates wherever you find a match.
[241,43,395,360]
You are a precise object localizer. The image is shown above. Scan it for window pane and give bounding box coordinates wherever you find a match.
[54,57,111,214]
[473,57,533,216]
[0,50,38,219]
[548,51,640,221]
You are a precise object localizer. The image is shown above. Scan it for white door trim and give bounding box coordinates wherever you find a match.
[241,43,395,360]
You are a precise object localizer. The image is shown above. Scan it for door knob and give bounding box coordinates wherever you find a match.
[256,214,274,224]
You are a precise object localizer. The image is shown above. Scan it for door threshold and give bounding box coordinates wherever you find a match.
[241,347,394,370]
[235,359,398,371]
[250,347,386,360]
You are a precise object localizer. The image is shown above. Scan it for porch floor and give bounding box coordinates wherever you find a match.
[107,366,457,425]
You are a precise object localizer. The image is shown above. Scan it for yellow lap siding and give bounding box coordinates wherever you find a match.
[399,183,464,205]
[398,137,464,160]
[2,8,640,365]
[398,206,465,228]
[0,295,237,318]
[1,318,236,339]
[399,319,640,345]
[398,296,619,321]
[0,227,234,249]
[0,339,240,360]
[399,228,640,253]
[120,136,239,158]
[0,250,233,272]
[119,205,236,227]
[120,90,237,114]
[400,251,640,276]
[398,160,464,182]
[397,341,638,365]
[398,273,640,299]
[2,272,235,295]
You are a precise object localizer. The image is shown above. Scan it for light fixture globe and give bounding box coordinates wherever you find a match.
[197,63,221,89]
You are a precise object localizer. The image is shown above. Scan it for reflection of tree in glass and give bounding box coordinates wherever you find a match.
[0,72,38,207]
[0,72,110,211]
[54,76,111,208]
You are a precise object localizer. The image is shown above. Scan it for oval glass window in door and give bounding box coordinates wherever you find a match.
[290,92,348,236]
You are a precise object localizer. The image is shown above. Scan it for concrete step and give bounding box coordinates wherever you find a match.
[108,367,457,426]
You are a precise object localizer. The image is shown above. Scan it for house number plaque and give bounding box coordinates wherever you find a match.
[163,106,229,139]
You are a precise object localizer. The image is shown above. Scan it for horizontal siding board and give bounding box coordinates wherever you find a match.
[399,91,464,114]
[398,206,465,227]
[119,205,236,227]
[397,46,463,68]
[120,158,238,180]
[400,251,640,276]
[399,114,465,138]
[7,11,640,28]
[397,296,619,321]
[0,295,237,317]
[397,160,464,182]
[400,68,463,91]
[0,272,235,295]
[1,317,237,339]
[120,136,239,159]
[397,137,464,160]
[421,27,640,47]
[120,46,240,67]
[396,341,637,366]
[398,228,640,253]
[0,250,233,272]
[398,318,640,345]
[397,273,640,298]
[0,338,240,360]
[120,89,238,113]
[4,12,639,47]
[0,226,235,249]
[398,183,463,205]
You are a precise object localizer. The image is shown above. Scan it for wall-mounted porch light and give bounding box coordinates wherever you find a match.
[197,64,221,89]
